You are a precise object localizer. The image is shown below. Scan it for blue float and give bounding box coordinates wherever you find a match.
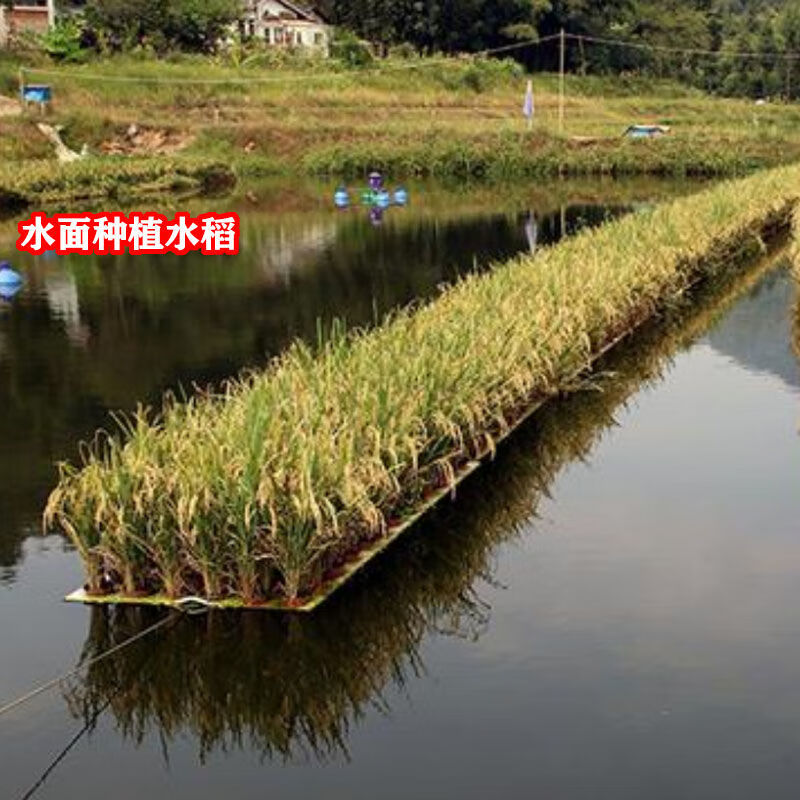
[0,261,22,301]
[0,283,21,301]
[335,177,409,214]
[0,261,22,286]
[334,186,350,208]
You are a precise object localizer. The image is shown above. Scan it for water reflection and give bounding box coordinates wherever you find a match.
[64,246,789,764]
[0,200,624,583]
[708,269,800,390]
[794,274,800,363]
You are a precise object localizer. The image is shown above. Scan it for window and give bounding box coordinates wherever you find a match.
[314,32,324,46]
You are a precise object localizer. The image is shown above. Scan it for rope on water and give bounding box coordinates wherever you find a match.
[15,606,187,800]
[0,611,182,721]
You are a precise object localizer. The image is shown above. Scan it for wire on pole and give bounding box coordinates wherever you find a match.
[566,31,800,62]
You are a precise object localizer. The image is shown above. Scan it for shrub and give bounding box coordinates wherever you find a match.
[331,29,373,68]
[40,18,88,63]
[83,0,241,54]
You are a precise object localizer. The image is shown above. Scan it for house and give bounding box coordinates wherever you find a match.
[0,2,54,47]
[240,1,330,55]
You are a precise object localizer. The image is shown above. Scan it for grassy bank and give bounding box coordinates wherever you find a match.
[4,54,800,181]
[299,130,783,179]
[0,156,235,210]
[44,163,800,608]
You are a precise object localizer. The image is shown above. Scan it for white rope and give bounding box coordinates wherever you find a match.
[0,612,178,720]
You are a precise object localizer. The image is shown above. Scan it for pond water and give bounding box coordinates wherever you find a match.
[1,178,799,799]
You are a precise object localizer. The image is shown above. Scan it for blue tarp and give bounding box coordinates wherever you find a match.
[624,124,670,139]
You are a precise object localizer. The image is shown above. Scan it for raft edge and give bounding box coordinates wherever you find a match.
[63,460,487,613]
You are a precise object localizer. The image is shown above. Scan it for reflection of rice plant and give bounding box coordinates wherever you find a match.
[45,165,800,606]
[64,245,787,764]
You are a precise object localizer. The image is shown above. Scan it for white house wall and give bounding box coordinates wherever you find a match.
[243,0,330,54]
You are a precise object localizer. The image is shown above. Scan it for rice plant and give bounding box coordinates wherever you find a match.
[63,247,788,764]
[44,163,800,606]
[0,156,234,209]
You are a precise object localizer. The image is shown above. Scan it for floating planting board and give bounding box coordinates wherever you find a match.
[66,459,485,612]
[59,176,795,614]
[63,291,696,614]
[63,242,772,614]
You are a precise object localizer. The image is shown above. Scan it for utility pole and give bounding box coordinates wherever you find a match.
[47,0,56,29]
[558,28,566,135]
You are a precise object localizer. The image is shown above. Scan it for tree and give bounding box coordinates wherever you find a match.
[84,0,240,52]
[322,0,543,54]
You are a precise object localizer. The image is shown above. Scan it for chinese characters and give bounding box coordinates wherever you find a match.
[17,212,240,256]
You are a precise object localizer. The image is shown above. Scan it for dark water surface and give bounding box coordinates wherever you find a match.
[1,178,799,799]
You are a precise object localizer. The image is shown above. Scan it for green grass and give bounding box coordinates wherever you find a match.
[44,163,800,606]
[3,53,800,180]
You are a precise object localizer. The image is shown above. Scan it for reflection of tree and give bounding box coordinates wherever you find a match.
[0,286,101,575]
[67,203,626,401]
[64,245,788,765]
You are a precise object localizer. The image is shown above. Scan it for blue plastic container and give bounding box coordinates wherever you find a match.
[393,187,409,206]
[21,84,52,105]
[375,190,391,208]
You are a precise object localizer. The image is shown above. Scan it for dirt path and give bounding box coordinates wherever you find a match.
[0,95,20,117]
